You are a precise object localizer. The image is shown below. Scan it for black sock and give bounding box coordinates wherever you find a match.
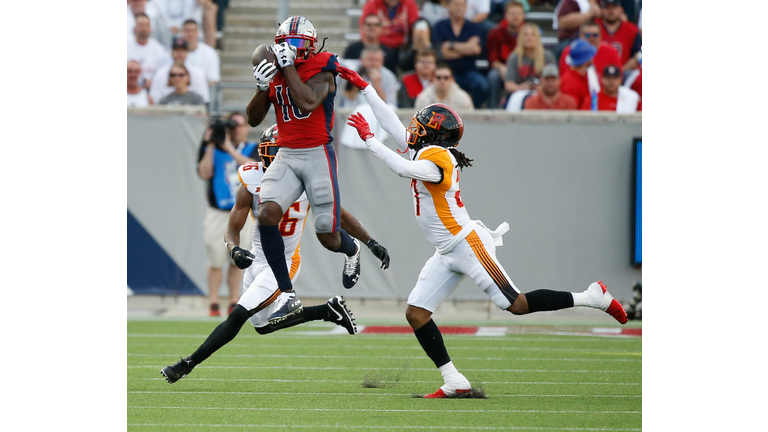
[525,289,575,313]
[259,224,292,292]
[336,229,357,257]
[413,319,451,368]
[189,305,250,364]
[255,305,330,335]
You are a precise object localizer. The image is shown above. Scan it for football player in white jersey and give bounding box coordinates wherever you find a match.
[161,125,391,384]
[338,65,628,398]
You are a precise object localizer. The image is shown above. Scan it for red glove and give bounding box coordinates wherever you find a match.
[337,65,370,90]
[347,112,374,142]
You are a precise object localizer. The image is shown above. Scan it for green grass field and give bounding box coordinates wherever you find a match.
[128,319,641,431]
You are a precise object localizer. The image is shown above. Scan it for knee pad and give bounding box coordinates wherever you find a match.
[314,212,335,234]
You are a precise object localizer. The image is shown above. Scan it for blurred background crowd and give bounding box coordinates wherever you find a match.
[127,0,641,113]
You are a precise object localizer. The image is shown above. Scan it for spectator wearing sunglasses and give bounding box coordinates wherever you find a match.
[558,20,620,79]
[414,63,474,110]
[158,63,205,106]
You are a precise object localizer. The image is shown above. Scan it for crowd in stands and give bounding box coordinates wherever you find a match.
[340,0,641,113]
[128,0,642,114]
[127,0,224,108]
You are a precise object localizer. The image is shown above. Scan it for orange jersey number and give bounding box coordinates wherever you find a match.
[279,202,302,236]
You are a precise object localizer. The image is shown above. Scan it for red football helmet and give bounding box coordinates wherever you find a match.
[406,103,464,149]
[275,16,318,61]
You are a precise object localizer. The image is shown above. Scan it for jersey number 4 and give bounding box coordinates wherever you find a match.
[274,85,311,122]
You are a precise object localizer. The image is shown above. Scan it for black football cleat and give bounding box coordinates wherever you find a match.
[325,295,357,335]
[268,292,303,324]
[342,240,361,289]
[161,357,196,384]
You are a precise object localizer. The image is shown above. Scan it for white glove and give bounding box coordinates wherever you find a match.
[253,59,277,92]
[272,42,298,68]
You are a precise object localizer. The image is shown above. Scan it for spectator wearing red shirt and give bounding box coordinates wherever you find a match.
[360,0,420,51]
[398,49,437,108]
[486,1,525,108]
[523,64,578,110]
[559,38,596,108]
[596,0,640,71]
[559,20,620,79]
[581,65,641,112]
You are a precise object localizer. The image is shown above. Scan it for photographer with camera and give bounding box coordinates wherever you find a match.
[197,112,259,316]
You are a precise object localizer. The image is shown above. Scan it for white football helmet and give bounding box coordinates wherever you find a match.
[275,16,318,60]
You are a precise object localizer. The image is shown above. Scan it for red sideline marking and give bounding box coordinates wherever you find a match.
[621,328,642,337]
[361,326,478,335]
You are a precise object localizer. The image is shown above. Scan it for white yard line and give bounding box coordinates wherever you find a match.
[134,377,641,386]
[127,405,641,414]
[129,364,639,373]
[128,353,640,362]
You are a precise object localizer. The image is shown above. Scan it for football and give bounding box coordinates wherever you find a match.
[252,44,278,68]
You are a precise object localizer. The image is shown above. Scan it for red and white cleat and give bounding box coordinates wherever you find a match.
[589,281,628,325]
[423,388,472,398]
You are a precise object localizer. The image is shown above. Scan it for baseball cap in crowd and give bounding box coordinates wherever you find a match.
[565,39,597,67]
[603,65,621,77]
[172,37,188,50]
[541,64,559,78]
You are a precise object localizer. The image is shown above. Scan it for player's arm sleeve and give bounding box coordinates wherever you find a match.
[365,136,442,182]
[361,85,409,152]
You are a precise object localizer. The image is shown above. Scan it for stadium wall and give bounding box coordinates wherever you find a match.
[127,107,642,302]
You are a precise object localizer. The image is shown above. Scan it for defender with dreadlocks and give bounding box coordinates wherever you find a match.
[338,65,628,398]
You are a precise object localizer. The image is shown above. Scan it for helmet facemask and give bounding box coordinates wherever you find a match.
[275,16,318,60]
[258,125,279,170]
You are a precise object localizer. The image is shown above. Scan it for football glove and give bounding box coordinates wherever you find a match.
[253,59,277,92]
[230,246,255,269]
[366,239,390,270]
[337,65,370,90]
[347,112,374,143]
[272,42,298,68]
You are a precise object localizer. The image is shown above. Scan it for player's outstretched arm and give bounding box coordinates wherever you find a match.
[338,65,409,152]
[347,112,441,183]
[340,208,390,269]
[225,185,256,269]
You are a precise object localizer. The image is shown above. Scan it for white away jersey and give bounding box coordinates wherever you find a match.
[238,162,309,277]
[410,146,472,251]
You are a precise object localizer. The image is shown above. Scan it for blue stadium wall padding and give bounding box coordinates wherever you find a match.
[127,210,203,295]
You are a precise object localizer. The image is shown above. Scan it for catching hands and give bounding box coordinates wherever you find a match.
[337,65,370,90]
[253,59,277,91]
[366,239,390,270]
[272,42,298,68]
[347,112,374,143]
[230,246,255,269]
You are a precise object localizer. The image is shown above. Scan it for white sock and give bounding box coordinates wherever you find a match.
[438,361,459,381]
[572,292,589,307]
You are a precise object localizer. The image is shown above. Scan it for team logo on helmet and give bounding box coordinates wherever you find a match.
[275,16,318,60]
[406,104,464,149]
[258,124,279,169]
[426,112,446,130]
